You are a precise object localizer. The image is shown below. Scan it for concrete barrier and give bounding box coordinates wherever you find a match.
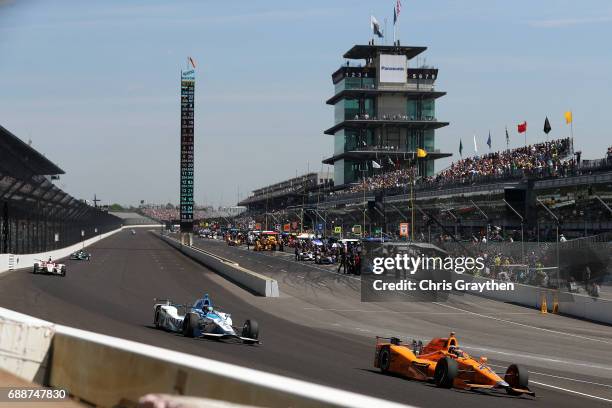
[159,234,279,297]
[0,225,162,275]
[464,276,612,325]
[0,307,412,408]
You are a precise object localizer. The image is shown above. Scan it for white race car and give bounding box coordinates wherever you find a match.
[153,294,260,344]
[298,251,315,261]
[33,259,66,277]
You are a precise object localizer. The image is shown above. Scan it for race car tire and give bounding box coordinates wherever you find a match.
[241,319,259,341]
[504,364,529,395]
[378,347,391,373]
[182,312,198,338]
[32,267,37,274]
[154,307,161,329]
[433,357,458,388]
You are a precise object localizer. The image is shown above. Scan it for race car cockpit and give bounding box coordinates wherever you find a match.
[194,294,214,313]
[448,345,468,359]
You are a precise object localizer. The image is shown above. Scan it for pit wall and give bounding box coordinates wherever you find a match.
[0,225,162,274]
[158,234,279,297]
[468,276,612,325]
[0,307,410,408]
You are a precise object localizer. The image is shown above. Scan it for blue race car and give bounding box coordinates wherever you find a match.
[153,294,260,344]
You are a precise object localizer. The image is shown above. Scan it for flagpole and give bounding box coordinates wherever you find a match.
[524,120,527,146]
[569,117,572,140]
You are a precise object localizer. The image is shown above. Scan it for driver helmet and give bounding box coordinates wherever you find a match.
[448,345,464,358]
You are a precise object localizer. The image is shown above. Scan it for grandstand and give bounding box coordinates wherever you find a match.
[108,211,158,226]
[0,125,122,254]
[238,172,333,214]
[237,139,612,243]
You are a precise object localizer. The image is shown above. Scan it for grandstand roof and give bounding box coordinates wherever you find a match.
[322,150,452,165]
[343,44,426,60]
[326,89,446,105]
[324,119,449,135]
[0,125,64,177]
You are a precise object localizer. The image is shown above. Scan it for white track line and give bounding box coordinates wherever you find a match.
[530,381,612,403]
[433,301,612,345]
[488,363,612,389]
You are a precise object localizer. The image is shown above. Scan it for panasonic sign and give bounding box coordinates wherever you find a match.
[379,54,407,84]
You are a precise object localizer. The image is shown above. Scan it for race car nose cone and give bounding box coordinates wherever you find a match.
[496,381,510,388]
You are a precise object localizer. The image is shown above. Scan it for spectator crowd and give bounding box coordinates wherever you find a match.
[346,138,574,194]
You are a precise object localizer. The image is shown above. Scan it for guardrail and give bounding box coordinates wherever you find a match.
[0,225,162,274]
[0,307,411,408]
[158,234,280,297]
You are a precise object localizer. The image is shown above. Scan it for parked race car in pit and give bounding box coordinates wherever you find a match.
[70,249,91,260]
[33,258,66,277]
[153,294,260,344]
[374,332,534,397]
[315,254,334,264]
[297,251,315,261]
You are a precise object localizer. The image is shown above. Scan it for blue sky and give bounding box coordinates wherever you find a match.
[1,0,611,206]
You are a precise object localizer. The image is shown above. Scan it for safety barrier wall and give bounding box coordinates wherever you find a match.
[0,307,411,408]
[466,276,612,325]
[0,224,162,274]
[159,234,279,297]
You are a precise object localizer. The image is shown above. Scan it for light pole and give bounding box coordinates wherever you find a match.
[503,199,524,264]
[471,199,490,250]
[537,198,560,287]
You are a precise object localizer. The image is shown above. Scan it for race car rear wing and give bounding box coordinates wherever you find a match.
[375,336,403,345]
[153,298,188,310]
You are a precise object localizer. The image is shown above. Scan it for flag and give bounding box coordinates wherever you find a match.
[372,160,381,169]
[487,131,492,149]
[416,148,427,158]
[505,126,509,146]
[565,111,573,124]
[188,57,196,69]
[517,121,527,134]
[394,0,402,24]
[459,139,463,157]
[544,117,552,134]
[370,16,384,38]
[473,134,478,153]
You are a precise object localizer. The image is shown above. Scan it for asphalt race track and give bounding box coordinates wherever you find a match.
[1,229,611,408]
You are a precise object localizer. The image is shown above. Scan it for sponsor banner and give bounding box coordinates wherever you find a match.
[291,221,298,230]
[352,225,362,235]
[254,223,262,231]
[334,226,342,234]
[399,222,409,237]
[379,54,407,84]
[283,223,291,232]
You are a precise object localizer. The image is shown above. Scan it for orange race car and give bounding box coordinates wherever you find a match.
[374,332,534,397]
